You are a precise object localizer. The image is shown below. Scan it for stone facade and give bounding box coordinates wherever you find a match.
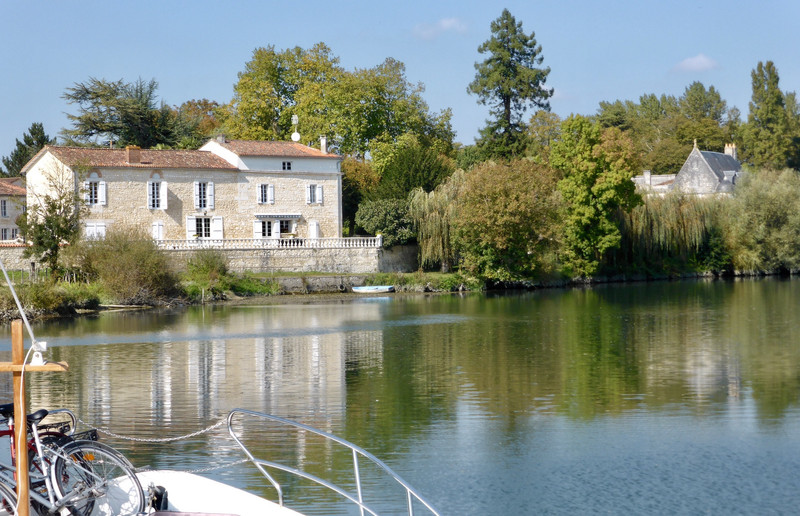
[22,138,343,243]
[0,178,25,241]
[633,143,741,196]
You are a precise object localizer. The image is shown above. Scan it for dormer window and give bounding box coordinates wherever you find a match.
[282,161,292,171]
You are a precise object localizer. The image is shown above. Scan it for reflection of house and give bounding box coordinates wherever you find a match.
[0,178,26,241]
[633,143,742,196]
[21,136,343,241]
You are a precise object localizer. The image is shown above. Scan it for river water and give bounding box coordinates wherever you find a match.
[1,277,800,515]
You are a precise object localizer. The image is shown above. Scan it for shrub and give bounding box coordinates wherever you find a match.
[67,228,180,304]
[355,199,415,248]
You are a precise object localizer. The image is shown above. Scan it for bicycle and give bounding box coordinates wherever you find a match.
[0,404,145,515]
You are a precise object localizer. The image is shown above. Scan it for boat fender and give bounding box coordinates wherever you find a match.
[149,485,169,511]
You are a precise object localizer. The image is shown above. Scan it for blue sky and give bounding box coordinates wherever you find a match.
[1,0,798,161]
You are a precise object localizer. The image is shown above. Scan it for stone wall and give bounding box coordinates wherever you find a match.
[164,245,418,274]
[0,243,418,275]
[0,244,31,271]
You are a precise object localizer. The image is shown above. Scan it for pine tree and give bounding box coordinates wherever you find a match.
[468,9,552,159]
[1,122,54,176]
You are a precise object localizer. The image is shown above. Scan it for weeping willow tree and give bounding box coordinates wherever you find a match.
[722,169,800,272]
[408,170,465,271]
[615,192,729,272]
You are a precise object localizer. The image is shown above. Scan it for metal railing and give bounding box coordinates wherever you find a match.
[156,236,382,250]
[227,409,440,516]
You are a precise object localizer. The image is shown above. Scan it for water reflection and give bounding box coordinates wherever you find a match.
[0,279,797,513]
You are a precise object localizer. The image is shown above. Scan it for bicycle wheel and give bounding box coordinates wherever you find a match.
[0,481,17,515]
[51,441,144,516]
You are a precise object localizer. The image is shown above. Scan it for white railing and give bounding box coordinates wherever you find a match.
[156,236,382,250]
[228,409,441,516]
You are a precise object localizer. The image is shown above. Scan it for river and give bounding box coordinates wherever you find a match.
[1,277,799,515]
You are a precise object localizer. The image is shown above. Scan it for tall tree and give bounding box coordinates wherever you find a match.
[468,9,552,158]
[224,43,453,158]
[740,61,798,169]
[1,123,54,176]
[62,77,201,148]
[551,115,641,276]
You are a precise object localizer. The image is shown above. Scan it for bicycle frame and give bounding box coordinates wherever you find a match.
[0,415,95,513]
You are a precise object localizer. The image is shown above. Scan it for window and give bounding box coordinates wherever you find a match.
[258,184,274,204]
[84,222,106,240]
[254,220,272,238]
[1,200,7,218]
[282,161,292,171]
[193,181,214,210]
[148,178,168,209]
[306,184,323,204]
[195,217,211,238]
[280,220,291,234]
[87,181,98,204]
[10,229,17,240]
[1,229,7,240]
[187,215,223,239]
[84,176,106,206]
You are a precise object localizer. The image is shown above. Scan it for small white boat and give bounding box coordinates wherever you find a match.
[136,409,440,516]
[352,285,395,293]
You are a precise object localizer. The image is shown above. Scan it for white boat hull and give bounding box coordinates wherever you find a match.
[137,470,303,516]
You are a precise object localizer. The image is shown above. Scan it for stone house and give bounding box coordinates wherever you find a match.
[633,143,741,196]
[21,137,343,242]
[0,177,26,241]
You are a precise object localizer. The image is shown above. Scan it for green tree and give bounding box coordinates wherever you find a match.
[17,163,85,272]
[453,160,562,279]
[62,77,201,148]
[1,123,55,176]
[740,61,798,169]
[468,9,552,158]
[408,170,466,272]
[551,116,642,276]
[354,198,414,247]
[368,134,454,200]
[224,43,453,158]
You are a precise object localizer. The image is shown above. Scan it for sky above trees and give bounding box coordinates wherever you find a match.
[1,0,798,159]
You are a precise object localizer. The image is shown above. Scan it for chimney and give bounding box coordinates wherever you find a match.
[643,170,652,185]
[320,135,327,154]
[724,143,737,160]
[126,145,141,164]
[215,134,226,144]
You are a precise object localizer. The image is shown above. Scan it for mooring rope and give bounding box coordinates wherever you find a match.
[75,416,227,442]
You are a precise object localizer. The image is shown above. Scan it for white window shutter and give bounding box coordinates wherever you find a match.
[147,181,154,208]
[305,184,311,204]
[253,220,262,238]
[97,222,106,239]
[210,216,223,239]
[83,181,89,202]
[309,220,320,238]
[151,221,164,240]
[99,181,107,205]
[160,181,168,209]
[186,216,196,239]
[316,185,323,204]
[291,220,297,233]
[208,182,215,210]
[193,181,200,209]
[267,184,274,204]
[271,220,280,239]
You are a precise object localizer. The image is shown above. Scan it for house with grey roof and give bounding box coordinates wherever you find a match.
[633,142,741,196]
